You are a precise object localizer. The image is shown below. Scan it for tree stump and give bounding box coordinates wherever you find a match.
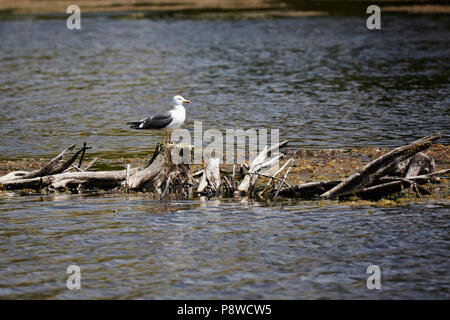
[125,143,194,193]
[197,157,221,194]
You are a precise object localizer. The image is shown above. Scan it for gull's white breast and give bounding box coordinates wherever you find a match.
[165,106,186,131]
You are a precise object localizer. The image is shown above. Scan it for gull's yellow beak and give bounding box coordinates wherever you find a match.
[183,99,191,104]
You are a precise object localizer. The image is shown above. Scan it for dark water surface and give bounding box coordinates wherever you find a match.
[0,14,449,299]
[0,193,449,299]
[0,15,449,160]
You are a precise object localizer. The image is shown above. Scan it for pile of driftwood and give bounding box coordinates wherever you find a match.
[279,132,448,200]
[0,133,448,201]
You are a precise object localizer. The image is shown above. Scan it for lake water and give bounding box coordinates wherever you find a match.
[0,13,449,299]
[0,14,449,160]
[1,193,449,299]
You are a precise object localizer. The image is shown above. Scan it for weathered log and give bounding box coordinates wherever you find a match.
[197,158,221,193]
[320,133,441,199]
[391,152,435,177]
[407,169,450,184]
[24,144,77,179]
[125,144,193,193]
[278,180,341,198]
[354,179,431,199]
[1,176,47,190]
[278,165,447,200]
[404,152,435,177]
[0,171,29,184]
[381,169,450,185]
[355,181,403,200]
[378,176,415,186]
[238,140,288,193]
[391,157,413,177]
[1,169,138,191]
[0,143,92,184]
[379,176,431,197]
[25,143,92,179]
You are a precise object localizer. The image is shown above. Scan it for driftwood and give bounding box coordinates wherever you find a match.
[355,179,430,199]
[391,152,436,178]
[0,144,90,184]
[0,171,30,184]
[28,144,91,179]
[238,140,288,193]
[0,143,193,194]
[0,143,93,185]
[404,152,435,177]
[406,169,450,184]
[277,133,447,200]
[0,133,447,202]
[320,133,441,199]
[380,169,450,185]
[355,181,404,199]
[273,165,292,200]
[197,158,221,194]
[258,158,293,197]
[279,166,448,201]
[125,143,194,193]
[278,180,341,198]
[0,143,135,191]
[1,169,138,191]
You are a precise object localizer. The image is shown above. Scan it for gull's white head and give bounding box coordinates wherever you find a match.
[172,95,191,106]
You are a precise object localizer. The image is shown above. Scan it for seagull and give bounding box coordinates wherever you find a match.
[127,95,191,144]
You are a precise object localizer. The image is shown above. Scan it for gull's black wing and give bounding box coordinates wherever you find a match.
[127,111,173,130]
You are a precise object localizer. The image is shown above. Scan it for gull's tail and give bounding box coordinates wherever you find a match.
[127,121,143,129]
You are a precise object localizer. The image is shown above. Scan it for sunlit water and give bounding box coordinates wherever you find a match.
[0,14,449,299]
[0,193,449,299]
[0,15,449,160]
